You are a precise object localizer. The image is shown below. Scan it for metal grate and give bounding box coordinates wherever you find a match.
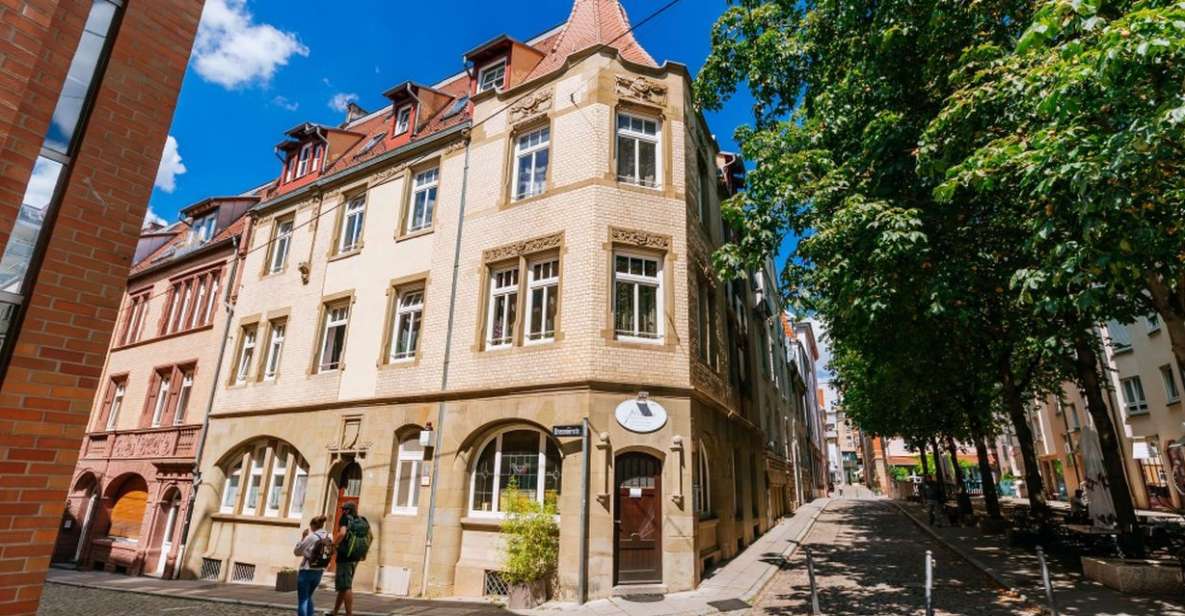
[230,562,256,583]
[482,570,509,597]
[199,558,221,580]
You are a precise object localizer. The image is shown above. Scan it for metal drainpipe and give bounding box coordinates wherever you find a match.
[419,130,471,597]
[172,234,243,579]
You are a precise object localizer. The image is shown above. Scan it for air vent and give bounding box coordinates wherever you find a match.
[199,557,221,580]
[482,570,508,597]
[230,561,256,583]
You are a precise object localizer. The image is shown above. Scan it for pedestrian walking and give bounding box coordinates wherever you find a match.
[923,476,943,527]
[293,515,332,616]
[331,502,371,616]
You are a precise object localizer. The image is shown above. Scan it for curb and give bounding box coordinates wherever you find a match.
[742,497,831,605]
[888,499,1042,611]
[45,577,391,616]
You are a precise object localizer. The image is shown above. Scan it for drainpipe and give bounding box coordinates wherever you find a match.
[420,130,472,597]
[172,234,243,579]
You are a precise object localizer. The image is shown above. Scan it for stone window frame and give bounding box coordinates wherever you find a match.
[603,227,675,351]
[509,121,552,203]
[466,426,563,519]
[693,438,714,520]
[158,263,223,336]
[311,290,356,375]
[219,439,309,521]
[379,273,430,368]
[390,427,426,516]
[262,212,296,277]
[117,287,151,347]
[396,157,443,241]
[476,57,507,94]
[97,373,129,432]
[475,232,565,352]
[258,311,290,382]
[334,192,367,257]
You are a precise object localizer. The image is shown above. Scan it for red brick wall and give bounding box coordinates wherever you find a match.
[0,2,203,614]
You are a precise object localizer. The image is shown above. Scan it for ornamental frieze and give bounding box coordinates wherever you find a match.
[482,232,564,263]
[608,226,670,250]
[509,90,553,125]
[615,75,667,106]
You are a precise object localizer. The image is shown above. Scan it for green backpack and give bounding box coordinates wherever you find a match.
[337,516,371,562]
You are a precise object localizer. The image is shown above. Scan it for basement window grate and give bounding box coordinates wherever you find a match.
[482,570,509,597]
[199,558,221,580]
[230,562,256,583]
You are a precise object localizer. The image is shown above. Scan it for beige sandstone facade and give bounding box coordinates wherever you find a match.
[180,0,808,601]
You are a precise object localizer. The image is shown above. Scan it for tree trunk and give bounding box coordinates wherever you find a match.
[930,439,947,502]
[974,433,1003,519]
[1072,333,1145,557]
[947,435,973,516]
[1001,365,1048,517]
[1145,273,1185,374]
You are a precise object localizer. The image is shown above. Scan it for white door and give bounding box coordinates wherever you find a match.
[154,500,179,577]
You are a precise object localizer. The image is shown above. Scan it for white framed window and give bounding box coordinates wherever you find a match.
[616,112,660,187]
[477,58,506,93]
[389,289,423,362]
[485,267,519,349]
[525,259,558,343]
[288,462,308,518]
[1121,376,1149,414]
[244,446,266,513]
[173,370,193,425]
[468,428,562,517]
[149,372,170,427]
[693,440,712,519]
[268,218,293,274]
[262,321,286,381]
[204,276,220,325]
[188,277,207,330]
[296,143,312,177]
[318,304,349,372]
[234,327,257,385]
[264,446,289,517]
[173,281,192,332]
[190,214,216,245]
[392,435,424,514]
[221,458,242,513]
[407,168,438,233]
[1161,364,1179,403]
[613,252,662,341]
[104,381,125,431]
[339,195,366,253]
[513,127,550,199]
[395,105,412,134]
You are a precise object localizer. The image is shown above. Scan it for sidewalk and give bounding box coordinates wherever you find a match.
[45,498,830,616]
[522,497,830,616]
[893,500,1185,616]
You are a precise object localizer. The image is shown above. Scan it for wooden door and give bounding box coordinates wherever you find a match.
[614,452,662,585]
[329,462,362,571]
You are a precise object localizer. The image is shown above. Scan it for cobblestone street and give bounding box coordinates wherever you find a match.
[752,499,1037,615]
[38,583,291,616]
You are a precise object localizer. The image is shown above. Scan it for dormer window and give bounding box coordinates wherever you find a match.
[477,59,506,93]
[359,132,386,156]
[190,213,216,245]
[295,143,313,177]
[311,144,323,172]
[395,106,412,135]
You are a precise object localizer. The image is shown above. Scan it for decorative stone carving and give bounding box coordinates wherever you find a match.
[509,89,553,124]
[483,232,564,263]
[608,226,671,250]
[135,432,175,458]
[111,435,136,459]
[615,75,667,106]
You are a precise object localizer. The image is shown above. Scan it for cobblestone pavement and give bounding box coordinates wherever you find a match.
[38,583,292,616]
[752,498,1038,616]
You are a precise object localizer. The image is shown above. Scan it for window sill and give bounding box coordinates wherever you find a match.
[617,178,662,191]
[503,190,550,210]
[1126,409,1151,417]
[396,227,434,243]
[1112,346,1134,355]
[389,510,419,518]
[380,356,420,370]
[328,248,362,263]
[461,515,507,530]
[211,513,301,527]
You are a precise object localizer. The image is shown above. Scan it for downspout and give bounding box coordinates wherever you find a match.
[420,129,472,597]
[173,233,243,579]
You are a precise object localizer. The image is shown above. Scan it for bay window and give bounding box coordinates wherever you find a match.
[616,113,660,187]
[485,267,518,349]
[525,259,558,343]
[613,252,662,341]
[469,429,562,516]
[514,127,550,199]
[407,168,438,233]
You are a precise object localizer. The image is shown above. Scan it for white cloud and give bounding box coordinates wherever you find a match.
[193,0,309,89]
[154,135,186,193]
[142,206,168,229]
[328,92,358,113]
[272,95,299,111]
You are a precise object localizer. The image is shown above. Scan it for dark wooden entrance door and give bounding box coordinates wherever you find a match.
[614,452,662,585]
[329,461,362,571]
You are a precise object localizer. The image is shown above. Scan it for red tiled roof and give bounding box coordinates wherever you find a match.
[525,0,657,81]
[129,214,249,277]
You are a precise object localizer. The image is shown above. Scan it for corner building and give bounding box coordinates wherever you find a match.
[186,0,800,600]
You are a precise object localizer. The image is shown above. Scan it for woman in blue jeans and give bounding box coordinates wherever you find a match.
[293,515,330,616]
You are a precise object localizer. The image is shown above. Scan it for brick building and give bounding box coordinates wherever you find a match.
[0,1,202,613]
[177,0,806,602]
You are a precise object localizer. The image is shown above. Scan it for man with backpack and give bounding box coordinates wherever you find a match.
[293,515,331,616]
[331,502,371,616]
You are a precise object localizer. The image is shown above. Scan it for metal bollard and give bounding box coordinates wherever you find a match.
[924,550,934,616]
[1036,546,1059,616]
[805,546,821,615]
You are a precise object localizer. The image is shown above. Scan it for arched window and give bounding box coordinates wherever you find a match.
[693,440,712,519]
[219,440,308,519]
[469,428,561,516]
[391,434,424,514]
[108,476,148,543]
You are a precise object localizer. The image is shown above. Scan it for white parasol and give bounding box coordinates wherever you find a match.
[1080,425,1117,530]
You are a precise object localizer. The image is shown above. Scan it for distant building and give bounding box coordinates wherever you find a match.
[0,1,202,613]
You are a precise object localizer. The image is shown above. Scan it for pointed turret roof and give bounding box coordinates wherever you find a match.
[525,0,657,81]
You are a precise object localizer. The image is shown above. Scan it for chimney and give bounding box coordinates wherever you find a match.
[344,101,369,124]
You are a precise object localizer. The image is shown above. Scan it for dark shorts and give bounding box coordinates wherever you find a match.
[334,561,357,592]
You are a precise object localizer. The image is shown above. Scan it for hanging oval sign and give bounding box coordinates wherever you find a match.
[615,397,668,433]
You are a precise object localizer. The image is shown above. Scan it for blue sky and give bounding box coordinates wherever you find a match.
[146,0,758,225]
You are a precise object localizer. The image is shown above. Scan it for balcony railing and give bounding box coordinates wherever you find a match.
[83,425,201,461]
